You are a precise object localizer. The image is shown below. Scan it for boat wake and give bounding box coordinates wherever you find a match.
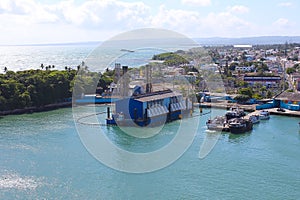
[0,172,43,190]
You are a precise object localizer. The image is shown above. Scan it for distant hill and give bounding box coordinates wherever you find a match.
[4,41,101,47]
[6,36,300,47]
[193,36,300,46]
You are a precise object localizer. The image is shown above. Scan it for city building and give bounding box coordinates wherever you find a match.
[244,76,281,88]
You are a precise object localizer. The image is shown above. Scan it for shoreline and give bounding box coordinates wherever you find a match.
[0,102,72,116]
[2,100,300,118]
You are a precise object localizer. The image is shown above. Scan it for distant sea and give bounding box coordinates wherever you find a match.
[0,44,167,72]
[0,45,96,72]
[2,36,300,72]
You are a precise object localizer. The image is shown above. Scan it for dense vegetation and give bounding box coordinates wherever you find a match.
[152,52,189,66]
[0,68,114,112]
[0,69,76,111]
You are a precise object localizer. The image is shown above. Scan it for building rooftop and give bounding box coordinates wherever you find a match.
[275,91,300,101]
[134,90,181,102]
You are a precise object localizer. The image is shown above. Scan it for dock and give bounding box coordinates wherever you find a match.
[243,108,300,119]
[197,101,300,118]
[243,110,261,120]
[197,101,256,112]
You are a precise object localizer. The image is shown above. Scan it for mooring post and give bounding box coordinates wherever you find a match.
[107,107,110,119]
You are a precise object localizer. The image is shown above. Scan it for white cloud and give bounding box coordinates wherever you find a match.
[0,0,298,44]
[149,5,253,38]
[270,18,297,35]
[0,0,38,15]
[199,11,252,37]
[0,0,153,44]
[278,2,293,7]
[151,5,200,30]
[273,18,292,28]
[47,0,151,29]
[228,5,249,14]
[181,0,211,7]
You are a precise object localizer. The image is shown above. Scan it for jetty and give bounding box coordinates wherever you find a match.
[198,101,300,118]
[198,101,256,112]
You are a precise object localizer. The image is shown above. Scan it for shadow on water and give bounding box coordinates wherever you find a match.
[103,124,177,153]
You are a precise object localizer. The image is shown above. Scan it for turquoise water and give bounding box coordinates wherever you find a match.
[1,107,300,199]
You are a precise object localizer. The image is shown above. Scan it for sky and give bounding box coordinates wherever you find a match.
[0,0,299,45]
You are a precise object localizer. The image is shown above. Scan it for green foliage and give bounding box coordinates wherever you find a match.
[234,94,250,103]
[238,87,253,98]
[152,52,189,66]
[286,67,296,74]
[0,69,77,111]
[252,93,262,100]
[266,90,273,98]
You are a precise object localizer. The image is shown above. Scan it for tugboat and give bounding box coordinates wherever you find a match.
[225,107,246,120]
[228,118,253,134]
[206,116,229,131]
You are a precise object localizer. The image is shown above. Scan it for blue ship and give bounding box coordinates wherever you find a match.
[106,88,193,127]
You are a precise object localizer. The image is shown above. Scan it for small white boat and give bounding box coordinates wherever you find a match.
[249,115,260,124]
[206,116,227,131]
[259,110,270,120]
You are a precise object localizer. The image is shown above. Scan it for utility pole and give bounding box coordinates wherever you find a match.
[283,60,286,91]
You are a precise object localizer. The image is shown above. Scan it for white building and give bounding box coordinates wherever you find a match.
[236,65,255,72]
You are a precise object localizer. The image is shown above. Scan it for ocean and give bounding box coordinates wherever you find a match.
[0,45,96,72]
[0,44,171,72]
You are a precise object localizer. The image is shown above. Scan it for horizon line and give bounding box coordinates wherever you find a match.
[1,35,300,46]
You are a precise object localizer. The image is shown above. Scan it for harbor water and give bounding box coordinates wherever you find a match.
[1,107,300,199]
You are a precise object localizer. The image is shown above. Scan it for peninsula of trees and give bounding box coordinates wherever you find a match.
[0,68,114,113]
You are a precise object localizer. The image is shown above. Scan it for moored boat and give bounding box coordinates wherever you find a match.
[259,110,270,120]
[249,115,260,124]
[206,116,228,131]
[228,118,253,134]
[225,107,246,120]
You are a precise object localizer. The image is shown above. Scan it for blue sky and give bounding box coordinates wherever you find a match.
[0,0,299,45]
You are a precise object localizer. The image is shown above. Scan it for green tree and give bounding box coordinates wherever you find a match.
[238,87,253,98]
[266,90,273,98]
[234,94,250,103]
[152,52,189,66]
[286,67,296,74]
